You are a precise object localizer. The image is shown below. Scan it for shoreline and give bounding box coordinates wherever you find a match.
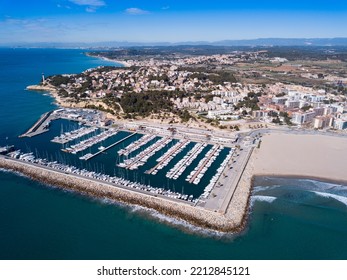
[251,133,347,184]
[253,174,347,187]
[20,83,347,235]
[2,159,347,235]
[85,52,130,67]
[26,84,116,113]
[2,129,347,234]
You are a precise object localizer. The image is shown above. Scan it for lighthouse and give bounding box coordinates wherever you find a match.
[42,73,45,83]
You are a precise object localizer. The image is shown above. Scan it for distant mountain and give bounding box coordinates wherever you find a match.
[212,38,347,46]
[3,38,347,48]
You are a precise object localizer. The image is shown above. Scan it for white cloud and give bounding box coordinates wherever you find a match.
[125,8,149,15]
[161,6,170,10]
[2,18,44,27]
[57,4,72,9]
[0,17,68,42]
[68,0,105,7]
[86,7,96,13]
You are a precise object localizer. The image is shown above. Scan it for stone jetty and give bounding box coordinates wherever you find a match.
[0,156,249,233]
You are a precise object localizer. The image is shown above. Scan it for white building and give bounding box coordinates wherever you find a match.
[285,100,300,109]
[272,97,287,105]
[334,118,347,130]
[313,116,334,129]
[292,111,316,125]
[207,109,232,119]
[324,106,338,115]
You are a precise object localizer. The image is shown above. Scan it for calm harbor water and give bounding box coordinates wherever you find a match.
[0,48,347,259]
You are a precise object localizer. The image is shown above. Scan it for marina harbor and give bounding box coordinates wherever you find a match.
[4,108,250,210]
[2,45,347,261]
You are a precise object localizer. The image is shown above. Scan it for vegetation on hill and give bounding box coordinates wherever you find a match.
[234,92,261,111]
[48,75,71,86]
[119,91,173,117]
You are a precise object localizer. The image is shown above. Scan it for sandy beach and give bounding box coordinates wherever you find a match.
[224,132,347,229]
[252,132,347,183]
[85,53,130,67]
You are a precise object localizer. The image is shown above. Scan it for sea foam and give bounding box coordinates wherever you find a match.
[128,204,229,238]
[252,185,283,193]
[251,195,277,204]
[313,191,347,207]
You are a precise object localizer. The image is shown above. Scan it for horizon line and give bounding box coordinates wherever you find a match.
[2,37,347,48]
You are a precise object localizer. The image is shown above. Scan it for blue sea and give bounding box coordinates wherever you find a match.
[0,48,347,260]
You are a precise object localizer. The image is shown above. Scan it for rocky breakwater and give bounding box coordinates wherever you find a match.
[0,156,239,232]
[26,84,58,93]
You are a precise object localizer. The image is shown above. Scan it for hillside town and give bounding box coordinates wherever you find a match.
[39,49,347,132]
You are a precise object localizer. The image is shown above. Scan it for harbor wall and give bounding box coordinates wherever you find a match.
[224,152,254,231]
[0,157,247,233]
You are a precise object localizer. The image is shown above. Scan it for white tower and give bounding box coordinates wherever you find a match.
[42,73,45,83]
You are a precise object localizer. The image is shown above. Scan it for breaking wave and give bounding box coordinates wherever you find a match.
[89,196,232,238]
[252,185,283,193]
[251,195,277,204]
[128,204,230,238]
[0,167,32,180]
[313,191,347,207]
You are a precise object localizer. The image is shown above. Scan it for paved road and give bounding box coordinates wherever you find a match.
[202,146,253,213]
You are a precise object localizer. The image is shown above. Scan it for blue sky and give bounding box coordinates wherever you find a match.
[0,0,347,44]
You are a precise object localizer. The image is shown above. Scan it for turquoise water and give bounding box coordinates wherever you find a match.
[1,49,347,259]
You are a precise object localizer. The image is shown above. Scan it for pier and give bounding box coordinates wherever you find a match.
[166,143,206,180]
[199,149,234,199]
[187,145,221,184]
[119,137,172,170]
[51,126,98,144]
[118,134,156,156]
[79,132,137,160]
[202,146,252,212]
[63,129,118,154]
[145,140,189,175]
[20,111,56,138]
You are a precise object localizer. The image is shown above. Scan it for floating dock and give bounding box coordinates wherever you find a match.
[200,149,234,199]
[119,137,172,170]
[187,145,221,184]
[51,126,98,144]
[145,140,190,175]
[118,134,156,156]
[166,142,206,180]
[79,132,137,160]
[63,129,118,154]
